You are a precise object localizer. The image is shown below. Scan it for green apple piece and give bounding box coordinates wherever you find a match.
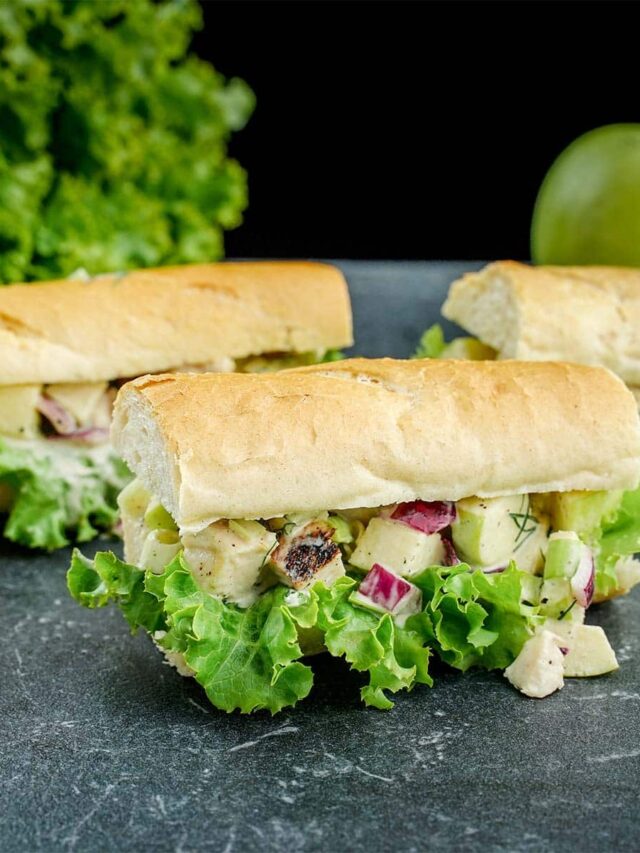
[520,574,543,606]
[539,577,574,619]
[441,337,497,361]
[547,490,622,539]
[118,477,151,519]
[451,494,537,567]
[511,519,548,574]
[544,530,583,579]
[504,630,565,698]
[349,516,445,578]
[144,499,178,532]
[550,623,619,677]
[139,529,181,574]
[0,385,41,439]
[326,515,353,544]
[544,602,586,631]
[119,478,152,565]
[532,124,640,266]
[182,520,277,607]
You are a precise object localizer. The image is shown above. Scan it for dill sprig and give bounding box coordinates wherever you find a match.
[509,496,540,552]
[558,599,577,621]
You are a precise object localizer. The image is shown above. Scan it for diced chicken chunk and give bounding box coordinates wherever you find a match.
[504,630,565,698]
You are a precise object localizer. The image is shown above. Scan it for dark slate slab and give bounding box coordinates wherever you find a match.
[1,262,639,853]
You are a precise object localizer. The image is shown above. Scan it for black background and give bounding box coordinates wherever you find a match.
[195,1,636,261]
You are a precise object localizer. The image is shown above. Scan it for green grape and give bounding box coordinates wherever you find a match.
[532,124,640,266]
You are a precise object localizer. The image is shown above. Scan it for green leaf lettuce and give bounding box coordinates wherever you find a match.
[68,551,537,714]
[0,0,254,282]
[595,485,640,597]
[413,324,446,359]
[0,440,130,550]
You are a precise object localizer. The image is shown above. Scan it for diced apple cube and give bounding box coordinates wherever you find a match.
[546,623,619,677]
[349,516,445,578]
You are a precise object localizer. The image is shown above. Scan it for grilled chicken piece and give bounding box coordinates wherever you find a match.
[270,520,345,590]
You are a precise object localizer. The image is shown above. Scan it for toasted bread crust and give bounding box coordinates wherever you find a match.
[0,262,353,384]
[443,261,640,385]
[112,358,640,531]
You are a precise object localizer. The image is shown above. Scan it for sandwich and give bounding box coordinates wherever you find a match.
[0,262,352,550]
[68,359,640,713]
[418,262,640,404]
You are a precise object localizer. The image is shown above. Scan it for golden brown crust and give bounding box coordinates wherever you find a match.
[0,262,353,384]
[442,261,640,384]
[112,358,640,531]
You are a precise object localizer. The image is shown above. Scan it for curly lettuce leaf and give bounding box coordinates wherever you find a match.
[68,553,434,713]
[68,549,165,633]
[0,0,254,282]
[595,485,640,597]
[312,577,432,709]
[70,551,314,714]
[156,560,314,714]
[0,440,130,550]
[413,324,446,359]
[67,549,539,713]
[409,563,535,672]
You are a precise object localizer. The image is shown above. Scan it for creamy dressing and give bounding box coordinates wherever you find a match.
[0,435,127,519]
[2,435,114,476]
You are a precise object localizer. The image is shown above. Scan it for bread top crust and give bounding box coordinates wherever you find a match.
[442,261,640,384]
[112,358,640,532]
[0,262,353,384]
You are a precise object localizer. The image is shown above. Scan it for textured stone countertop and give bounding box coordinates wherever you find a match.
[1,262,639,852]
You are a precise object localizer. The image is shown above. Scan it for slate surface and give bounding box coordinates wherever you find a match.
[2,261,640,853]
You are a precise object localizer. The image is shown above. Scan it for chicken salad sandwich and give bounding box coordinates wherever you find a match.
[0,262,352,549]
[68,358,640,712]
[418,262,640,406]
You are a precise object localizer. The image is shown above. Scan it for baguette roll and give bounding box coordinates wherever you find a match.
[0,262,353,385]
[442,261,640,388]
[112,358,640,533]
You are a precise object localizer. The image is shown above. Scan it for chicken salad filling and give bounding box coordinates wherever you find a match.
[68,478,640,712]
[0,349,342,549]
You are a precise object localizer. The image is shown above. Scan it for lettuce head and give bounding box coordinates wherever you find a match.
[0,0,254,283]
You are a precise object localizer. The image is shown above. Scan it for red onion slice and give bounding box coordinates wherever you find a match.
[36,395,77,435]
[481,563,506,574]
[359,563,413,611]
[391,500,456,534]
[442,536,461,567]
[48,426,109,445]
